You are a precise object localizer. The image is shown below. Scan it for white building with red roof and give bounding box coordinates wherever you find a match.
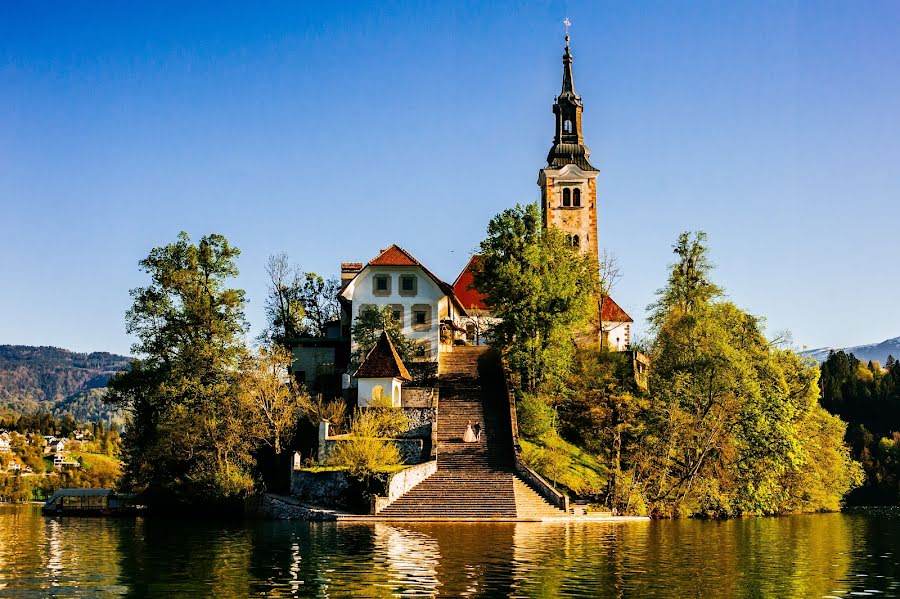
[600,295,634,352]
[339,244,468,363]
[451,255,499,345]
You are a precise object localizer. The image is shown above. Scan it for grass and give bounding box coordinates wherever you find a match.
[296,464,408,475]
[520,433,607,496]
[68,452,122,471]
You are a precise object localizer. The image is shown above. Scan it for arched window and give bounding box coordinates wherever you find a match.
[562,188,571,207]
[572,235,580,248]
[563,119,572,133]
[573,188,581,207]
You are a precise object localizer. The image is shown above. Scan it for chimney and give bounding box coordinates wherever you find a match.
[340,262,363,291]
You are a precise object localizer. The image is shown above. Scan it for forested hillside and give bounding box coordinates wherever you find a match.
[0,345,130,421]
[820,351,900,504]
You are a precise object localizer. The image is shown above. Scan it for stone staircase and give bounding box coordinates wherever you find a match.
[376,346,566,520]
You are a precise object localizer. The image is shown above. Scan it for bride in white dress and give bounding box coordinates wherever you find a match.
[463,420,477,443]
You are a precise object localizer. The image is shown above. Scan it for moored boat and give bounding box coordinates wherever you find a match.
[42,488,142,516]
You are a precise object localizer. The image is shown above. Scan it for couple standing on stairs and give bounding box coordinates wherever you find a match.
[464,420,482,443]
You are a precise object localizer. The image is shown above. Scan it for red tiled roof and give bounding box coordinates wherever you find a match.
[600,295,633,323]
[452,255,490,311]
[369,246,419,266]
[354,331,412,380]
[349,244,467,315]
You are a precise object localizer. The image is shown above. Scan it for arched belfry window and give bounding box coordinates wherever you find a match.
[572,235,580,248]
[563,119,573,133]
[562,188,571,207]
[573,188,581,207]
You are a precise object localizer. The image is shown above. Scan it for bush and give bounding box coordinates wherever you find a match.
[327,397,406,477]
[517,393,557,438]
[298,395,348,433]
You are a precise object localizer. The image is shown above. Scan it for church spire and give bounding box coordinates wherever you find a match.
[547,22,596,171]
[562,30,575,95]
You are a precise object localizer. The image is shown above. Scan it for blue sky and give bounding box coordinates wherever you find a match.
[2,1,898,356]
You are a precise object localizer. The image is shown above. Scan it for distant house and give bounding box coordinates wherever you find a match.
[47,439,66,454]
[53,454,79,469]
[0,432,10,453]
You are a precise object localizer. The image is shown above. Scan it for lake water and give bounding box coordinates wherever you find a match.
[1,505,899,598]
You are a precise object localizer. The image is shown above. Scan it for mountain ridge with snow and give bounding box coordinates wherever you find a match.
[802,336,900,365]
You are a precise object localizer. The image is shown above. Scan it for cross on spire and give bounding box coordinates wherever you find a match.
[564,17,571,36]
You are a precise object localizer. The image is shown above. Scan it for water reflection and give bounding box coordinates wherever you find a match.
[1,505,900,597]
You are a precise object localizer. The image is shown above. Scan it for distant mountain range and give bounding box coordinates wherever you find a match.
[802,336,900,365]
[0,345,131,422]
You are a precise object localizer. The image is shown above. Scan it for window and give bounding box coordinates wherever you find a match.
[466,322,476,341]
[564,119,572,133]
[562,188,571,207]
[389,304,403,324]
[399,274,417,296]
[573,188,581,207]
[373,274,391,296]
[572,235,580,248]
[414,344,427,358]
[411,304,432,331]
[566,234,572,245]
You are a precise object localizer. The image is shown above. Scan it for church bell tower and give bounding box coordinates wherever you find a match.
[538,30,600,263]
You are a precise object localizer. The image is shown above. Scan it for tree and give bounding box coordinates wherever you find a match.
[260,253,306,347]
[260,253,342,347]
[350,305,416,367]
[638,231,862,516]
[107,232,257,505]
[647,231,722,331]
[597,249,622,349]
[298,273,341,337]
[473,203,597,392]
[238,346,304,455]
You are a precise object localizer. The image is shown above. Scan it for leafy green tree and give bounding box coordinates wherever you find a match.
[350,305,416,367]
[260,253,342,347]
[298,273,341,337]
[238,345,304,455]
[639,231,861,516]
[107,232,257,505]
[260,253,307,347]
[474,203,597,392]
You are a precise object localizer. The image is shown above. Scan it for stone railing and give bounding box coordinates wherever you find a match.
[371,460,438,514]
[501,361,571,514]
[515,458,570,513]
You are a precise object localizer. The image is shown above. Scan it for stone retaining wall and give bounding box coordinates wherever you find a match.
[260,494,338,521]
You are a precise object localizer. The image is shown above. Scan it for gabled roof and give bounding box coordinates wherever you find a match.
[452,255,490,311]
[341,244,468,316]
[368,245,454,295]
[601,295,633,324]
[354,331,412,380]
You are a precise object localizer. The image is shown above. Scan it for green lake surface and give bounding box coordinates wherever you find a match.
[1,504,898,598]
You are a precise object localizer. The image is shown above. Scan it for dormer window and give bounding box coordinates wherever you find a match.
[562,188,571,207]
[573,188,581,207]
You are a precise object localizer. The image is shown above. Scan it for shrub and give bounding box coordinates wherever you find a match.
[327,397,406,477]
[517,393,557,438]
[298,395,348,433]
